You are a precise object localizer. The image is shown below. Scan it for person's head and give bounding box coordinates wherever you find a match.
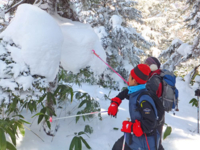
[144,57,161,72]
[128,64,151,86]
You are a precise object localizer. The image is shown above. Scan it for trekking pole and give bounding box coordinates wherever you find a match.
[175,101,179,111]
[197,96,199,133]
[122,134,126,150]
[92,50,129,85]
[195,88,200,133]
[49,111,107,122]
[122,118,130,150]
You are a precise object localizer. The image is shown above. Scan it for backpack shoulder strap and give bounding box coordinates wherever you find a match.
[154,74,163,81]
[148,74,163,85]
[136,91,149,103]
[137,91,158,117]
[151,74,164,96]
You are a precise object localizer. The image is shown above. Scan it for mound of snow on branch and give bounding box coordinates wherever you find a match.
[0,4,63,82]
[56,17,107,75]
[177,43,192,57]
[110,15,123,27]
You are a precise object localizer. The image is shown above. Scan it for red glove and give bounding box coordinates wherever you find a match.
[108,97,122,117]
[132,120,143,137]
[121,121,133,133]
[121,120,143,137]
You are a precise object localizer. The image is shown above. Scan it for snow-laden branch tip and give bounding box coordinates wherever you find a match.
[5,0,25,13]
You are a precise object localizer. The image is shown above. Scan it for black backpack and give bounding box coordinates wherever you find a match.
[137,91,165,126]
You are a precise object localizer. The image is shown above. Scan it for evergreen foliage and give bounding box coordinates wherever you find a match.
[77,0,152,85]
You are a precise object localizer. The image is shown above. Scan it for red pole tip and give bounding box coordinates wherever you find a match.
[49,117,52,123]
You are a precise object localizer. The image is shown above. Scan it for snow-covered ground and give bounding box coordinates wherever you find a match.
[15,78,200,150]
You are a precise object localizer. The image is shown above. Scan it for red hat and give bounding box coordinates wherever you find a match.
[130,64,151,84]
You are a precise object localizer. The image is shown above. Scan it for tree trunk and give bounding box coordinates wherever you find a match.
[45,75,58,116]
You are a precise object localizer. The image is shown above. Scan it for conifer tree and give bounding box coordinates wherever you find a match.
[77,0,152,83]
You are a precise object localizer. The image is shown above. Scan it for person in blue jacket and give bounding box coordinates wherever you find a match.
[108,64,160,150]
